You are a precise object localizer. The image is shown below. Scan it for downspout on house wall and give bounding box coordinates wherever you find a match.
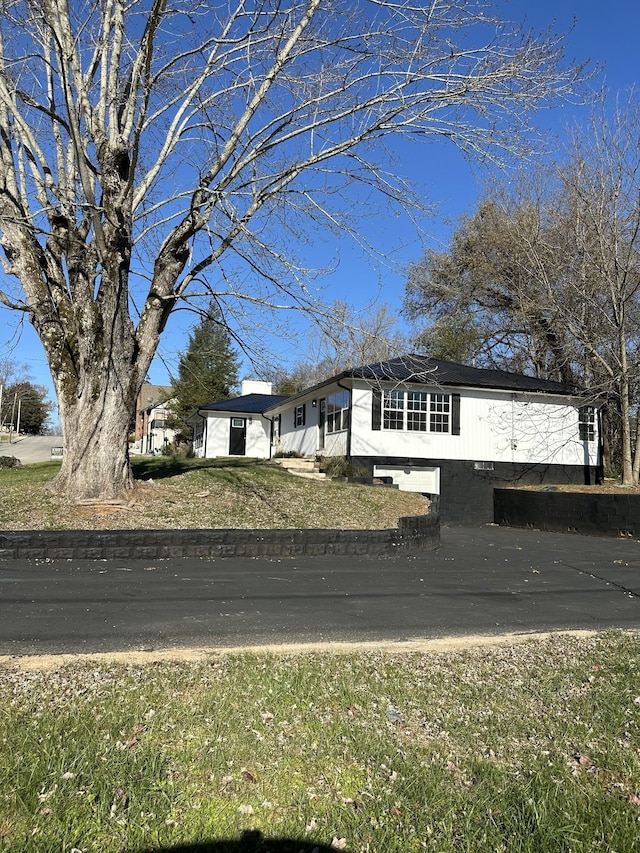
[262,414,275,459]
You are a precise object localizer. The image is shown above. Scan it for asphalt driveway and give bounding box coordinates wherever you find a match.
[0,435,63,464]
[1,524,639,656]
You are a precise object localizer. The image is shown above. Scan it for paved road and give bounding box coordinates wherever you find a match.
[0,435,63,464]
[1,524,640,656]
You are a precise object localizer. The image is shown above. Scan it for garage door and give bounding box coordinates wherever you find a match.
[373,465,440,493]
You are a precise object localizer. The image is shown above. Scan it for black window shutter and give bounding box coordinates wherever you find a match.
[302,403,306,426]
[451,393,461,435]
[372,389,382,430]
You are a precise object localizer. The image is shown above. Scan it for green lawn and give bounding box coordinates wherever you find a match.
[1,632,639,851]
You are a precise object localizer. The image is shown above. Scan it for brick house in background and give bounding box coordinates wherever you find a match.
[132,383,176,454]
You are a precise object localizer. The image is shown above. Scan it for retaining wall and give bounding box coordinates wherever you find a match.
[494,489,640,539]
[352,456,599,524]
[0,513,439,560]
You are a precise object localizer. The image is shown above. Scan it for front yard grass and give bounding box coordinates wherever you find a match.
[1,632,639,851]
[0,457,428,530]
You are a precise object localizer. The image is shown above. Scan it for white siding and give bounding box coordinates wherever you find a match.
[200,412,272,458]
[323,431,348,456]
[350,381,599,468]
[273,386,352,458]
[275,398,319,456]
[266,378,598,469]
[244,417,272,458]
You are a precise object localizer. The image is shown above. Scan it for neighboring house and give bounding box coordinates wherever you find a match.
[194,356,602,523]
[143,398,177,454]
[132,383,172,452]
[131,383,177,454]
[190,380,289,459]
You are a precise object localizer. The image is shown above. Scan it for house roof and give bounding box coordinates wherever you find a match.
[262,354,578,410]
[192,356,579,421]
[196,393,290,416]
[347,355,577,394]
[138,383,173,410]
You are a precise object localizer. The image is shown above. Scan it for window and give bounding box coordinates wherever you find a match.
[326,389,350,434]
[429,393,450,433]
[579,406,595,442]
[377,390,454,433]
[383,390,405,430]
[193,423,204,449]
[474,461,495,471]
[294,404,306,427]
[407,391,428,431]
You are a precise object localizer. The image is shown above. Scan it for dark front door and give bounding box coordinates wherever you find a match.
[229,417,247,455]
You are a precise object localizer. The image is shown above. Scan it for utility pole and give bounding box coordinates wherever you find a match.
[9,392,17,443]
[15,398,21,437]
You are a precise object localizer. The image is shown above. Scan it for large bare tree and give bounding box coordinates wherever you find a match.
[0,0,586,498]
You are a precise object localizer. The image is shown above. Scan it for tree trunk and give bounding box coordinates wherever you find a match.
[51,364,139,501]
[619,380,634,485]
[618,326,635,486]
[632,406,640,484]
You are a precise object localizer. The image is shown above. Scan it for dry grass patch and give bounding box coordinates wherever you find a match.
[509,479,640,494]
[0,458,427,531]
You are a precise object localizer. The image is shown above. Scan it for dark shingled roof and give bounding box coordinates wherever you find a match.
[198,393,289,415]
[347,354,577,395]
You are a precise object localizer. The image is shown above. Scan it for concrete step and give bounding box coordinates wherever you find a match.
[273,457,328,480]
[287,470,329,480]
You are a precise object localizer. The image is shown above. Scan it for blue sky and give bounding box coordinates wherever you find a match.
[1,0,638,405]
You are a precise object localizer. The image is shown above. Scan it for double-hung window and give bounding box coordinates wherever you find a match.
[407,391,429,431]
[377,389,458,434]
[578,406,595,442]
[383,390,404,430]
[429,393,451,433]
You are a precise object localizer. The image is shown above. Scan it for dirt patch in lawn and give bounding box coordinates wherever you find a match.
[0,631,599,671]
[507,480,640,494]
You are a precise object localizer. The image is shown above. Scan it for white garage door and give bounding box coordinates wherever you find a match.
[373,465,440,493]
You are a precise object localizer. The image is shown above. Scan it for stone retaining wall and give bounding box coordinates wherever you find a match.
[494,489,639,539]
[0,513,439,560]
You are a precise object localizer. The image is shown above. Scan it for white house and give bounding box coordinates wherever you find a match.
[142,398,177,454]
[190,380,289,459]
[131,383,173,455]
[193,356,602,522]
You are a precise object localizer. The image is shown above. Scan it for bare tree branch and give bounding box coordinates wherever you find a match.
[0,0,590,498]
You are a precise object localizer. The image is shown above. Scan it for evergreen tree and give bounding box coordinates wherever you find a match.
[172,307,240,430]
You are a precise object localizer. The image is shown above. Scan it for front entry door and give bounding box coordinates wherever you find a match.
[229,417,247,455]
